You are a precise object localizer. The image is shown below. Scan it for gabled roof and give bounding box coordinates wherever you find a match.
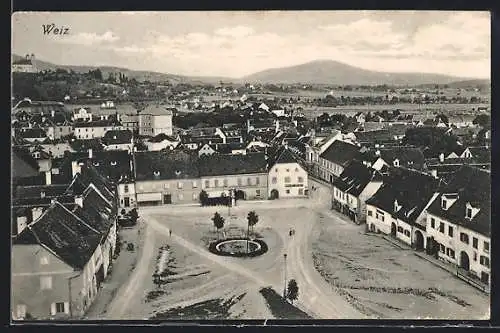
[135,150,199,181]
[14,184,72,200]
[12,147,40,178]
[18,128,47,139]
[72,186,114,234]
[426,165,491,236]
[378,147,426,170]
[333,160,382,197]
[67,165,115,203]
[64,150,133,182]
[13,201,102,270]
[366,167,440,224]
[198,152,268,177]
[319,140,361,167]
[102,129,133,145]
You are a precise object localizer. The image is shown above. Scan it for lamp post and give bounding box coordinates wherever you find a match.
[283,253,288,299]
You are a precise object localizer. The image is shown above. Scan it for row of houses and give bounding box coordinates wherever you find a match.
[11,155,119,320]
[12,99,174,141]
[328,156,491,289]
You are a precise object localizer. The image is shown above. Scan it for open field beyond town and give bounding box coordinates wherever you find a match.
[87,180,489,320]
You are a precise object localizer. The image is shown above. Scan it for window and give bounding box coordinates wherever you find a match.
[439,222,444,233]
[16,304,26,319]
[284,177,291,183]
[484,241,489,253]
[286,189,290,194]
[40,256,49,265]
[163,183,170,189]
[397,226,403,233]
[192,193,198,200]
[124,185,129,193]
[255,177,260,185]
[460,232,469,244]
[298,177,304,183]
[299,189,304,195]
[466,207,472,219]
[430,217,435,228]
[368,210,373,217]
[177,182,183,189]
[247,178,252,186]
[473,237,478,249]
[237,178,242,186]
[446,248,455,259]
[272,177,277,184]
[214,180,219,187]
[441,198,447,210]
[192,181,197,188]
[448,226,454,237]
[178,193,184,200]
[439,244,445,253]
[40,276,52,290]
[286,169,290,172]
[55,302,66,313]
[473,252,478,261]
[404,230,410,237]
[480,256,490,268]
[205,180,210,188]
[256,189,261,197]
[275,168,278,172]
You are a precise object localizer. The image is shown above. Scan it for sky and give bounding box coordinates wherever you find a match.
[12,11,491,79]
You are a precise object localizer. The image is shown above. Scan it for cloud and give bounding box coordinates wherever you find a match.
[108,13,489,78]
[214,25,254,38]
[57,31,119,46]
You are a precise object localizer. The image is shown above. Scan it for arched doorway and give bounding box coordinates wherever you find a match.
[391,223,396,237]
[234,190,246,200]
[270,189,279,200]
[460,251,470,271]
[414,230,424,251]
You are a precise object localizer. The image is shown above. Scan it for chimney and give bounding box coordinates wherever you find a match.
[430,169,438,178]
[439,153,444,163]
[45,171,52,185]
[88,148,93,159]
[375,150,381,156]
[25,54,30,60]
[32,207,43,222]
[74,195,83,208]
[51,110,55,118]
[71,161,82,177]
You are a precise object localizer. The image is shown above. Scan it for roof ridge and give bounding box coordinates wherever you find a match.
[55,201,101,235]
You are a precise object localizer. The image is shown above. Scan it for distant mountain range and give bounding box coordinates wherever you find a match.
[12,54,489,87]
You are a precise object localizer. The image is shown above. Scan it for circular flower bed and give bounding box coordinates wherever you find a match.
[208,237,268,257]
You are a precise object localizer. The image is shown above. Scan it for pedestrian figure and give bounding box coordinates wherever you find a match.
[169,229,172,237]
[289,229,293,237]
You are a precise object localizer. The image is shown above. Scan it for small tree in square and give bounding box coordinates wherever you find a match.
[286,279,299,304]
[212,212,225,240]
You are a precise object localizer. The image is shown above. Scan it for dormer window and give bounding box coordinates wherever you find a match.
[110,161,117,166]
[153,171,160,177]
[93,161,99,167]
[394,199,401,212]
[40,191,46,198]
[465,202,480,220]
[393,159,400,167]
[441,193,458,211]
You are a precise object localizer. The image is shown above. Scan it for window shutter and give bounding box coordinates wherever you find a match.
[64,302,70,314]
[50,303,56,316]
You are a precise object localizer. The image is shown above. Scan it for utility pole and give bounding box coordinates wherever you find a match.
[283,253,288,299]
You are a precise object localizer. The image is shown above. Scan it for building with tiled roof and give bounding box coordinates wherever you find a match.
[366,167,441,249]
[134,150,200,206]
[101,129,133,152]
[424,165,491,287]
[267,147,308,199]
[332,160,383,224]
[12,201,103,319]
[317,140,362,183]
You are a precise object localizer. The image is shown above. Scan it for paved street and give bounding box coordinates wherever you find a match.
[94,179,488,320]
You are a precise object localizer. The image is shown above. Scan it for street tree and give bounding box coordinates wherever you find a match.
[287,279,299,304]
[247,211,259,235]
[199,190,209,206]
[212,212,225,239]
